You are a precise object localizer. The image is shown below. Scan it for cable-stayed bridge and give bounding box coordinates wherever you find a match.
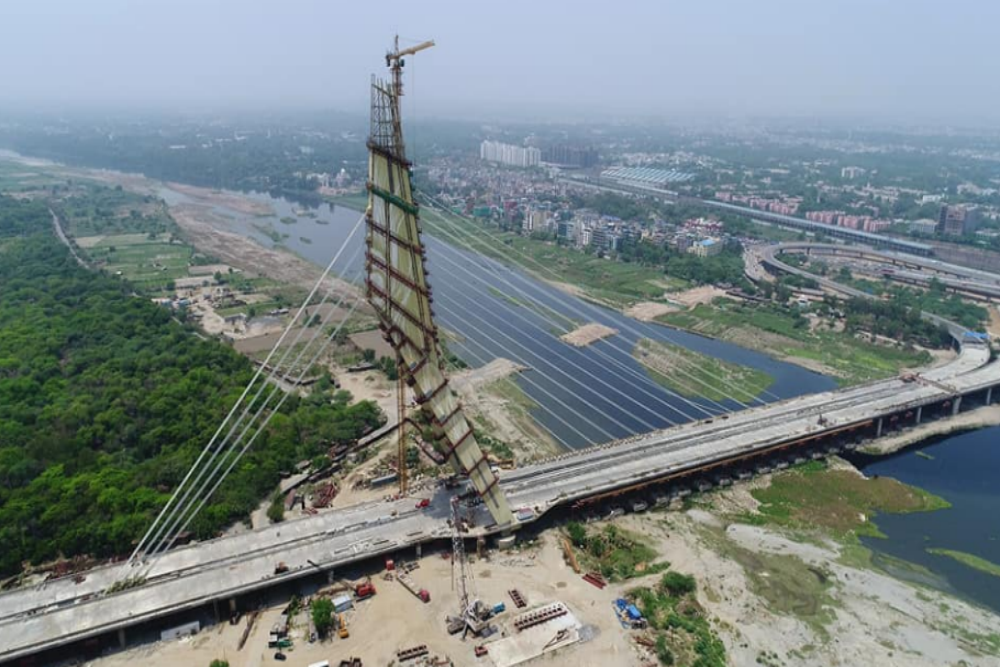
[2,40,1000,664]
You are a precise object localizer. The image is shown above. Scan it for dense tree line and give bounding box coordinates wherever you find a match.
[0,196,383,577]
[840,297,953,348]
[617,238,749,287]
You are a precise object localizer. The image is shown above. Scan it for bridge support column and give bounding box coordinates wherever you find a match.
[876,418,883,438]
[229,598,237,615]
[327,570,335,585]
[117,628,126,648]
[952,396,962,416]
[415,543,423,558]
[915,406,922,425]
[988,387,993,405]
[213,599,220,623]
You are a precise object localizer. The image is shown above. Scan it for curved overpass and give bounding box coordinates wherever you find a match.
[759,242,1000,302]
[2,254,1000,664]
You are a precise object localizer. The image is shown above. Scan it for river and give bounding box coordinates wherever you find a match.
[854,427,1000,615]
[159,186,836,448]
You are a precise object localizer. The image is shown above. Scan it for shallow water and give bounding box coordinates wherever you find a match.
[161,186,837,448]
[856,427,1000,614]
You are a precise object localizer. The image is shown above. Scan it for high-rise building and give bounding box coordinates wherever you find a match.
[937,205,980,236]
[541,144,599,168]
[479,140,541,168]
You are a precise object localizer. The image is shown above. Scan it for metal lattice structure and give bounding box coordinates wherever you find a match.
[364,41,513,528]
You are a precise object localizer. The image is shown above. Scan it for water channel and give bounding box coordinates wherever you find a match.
[160,186,836,449]
[854,427,1000,615]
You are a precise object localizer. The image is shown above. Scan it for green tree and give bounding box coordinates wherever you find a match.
[566,521,587,548]
[661,571,696,597]
[311,597,335,638]
[209,660,229,667]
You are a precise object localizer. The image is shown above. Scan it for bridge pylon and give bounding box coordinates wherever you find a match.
[363,38,514,528]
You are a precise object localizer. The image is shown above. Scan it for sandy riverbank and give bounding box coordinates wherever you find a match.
[559,322,618,347]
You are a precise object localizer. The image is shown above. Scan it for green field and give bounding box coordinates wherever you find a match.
[658,301,933,386]
[634,338,774,402]
[80,234,194,290]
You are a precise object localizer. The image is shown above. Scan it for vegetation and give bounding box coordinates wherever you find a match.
[311,597,335,638]
[267,490,286,524]
[659,300,933,386]
[634,338,774,402]
[840,297,952,348]
[209,660,229,667]
[564,521,669,581]
[1,117,364,204]
[745,460,951,540]
[629,570,727,667]
[927,548,1000,578]
[0,195,383,577]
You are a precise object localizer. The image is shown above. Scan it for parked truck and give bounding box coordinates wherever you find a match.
[397,572,430,603]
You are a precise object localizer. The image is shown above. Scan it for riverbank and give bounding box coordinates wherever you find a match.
[657,301,935,387]
[859,405,1000,456]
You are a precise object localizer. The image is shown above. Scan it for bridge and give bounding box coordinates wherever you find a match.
[3,44,1000,666]
[757,242,1000,302]
[1,322,997,663]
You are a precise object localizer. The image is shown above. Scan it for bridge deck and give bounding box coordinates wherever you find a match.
[1,339,998,662]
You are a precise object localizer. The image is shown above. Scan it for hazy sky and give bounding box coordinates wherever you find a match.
[2,0,998,123]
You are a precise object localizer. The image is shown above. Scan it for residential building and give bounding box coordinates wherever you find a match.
[480,140,541,168]
[689,238,722,257]
[542,144,599,168]
[938,205,980,236]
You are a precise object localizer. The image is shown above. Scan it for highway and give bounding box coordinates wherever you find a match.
[758,242,1000,300]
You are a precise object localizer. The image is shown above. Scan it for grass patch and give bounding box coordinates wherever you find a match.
[626,571,727,666]
[699,524,838,640]
[749,460,951,540]
[658,301,933,386]
[565,522,670,581]
[634,338,774,402]
[927,549,1000,578]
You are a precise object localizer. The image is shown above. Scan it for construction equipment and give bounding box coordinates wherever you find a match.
[447,496,493,637]
[397,571,430,603]
[513,603,568,632]
[508,589,527,609]
[354,577,376,600]
[396,645,429,662]
[338,613,349,639]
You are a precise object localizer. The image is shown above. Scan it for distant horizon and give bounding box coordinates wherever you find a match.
[3,102,1000,135]
[2,1,999,129]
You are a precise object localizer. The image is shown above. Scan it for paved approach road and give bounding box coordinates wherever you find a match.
[1,329,998,662]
